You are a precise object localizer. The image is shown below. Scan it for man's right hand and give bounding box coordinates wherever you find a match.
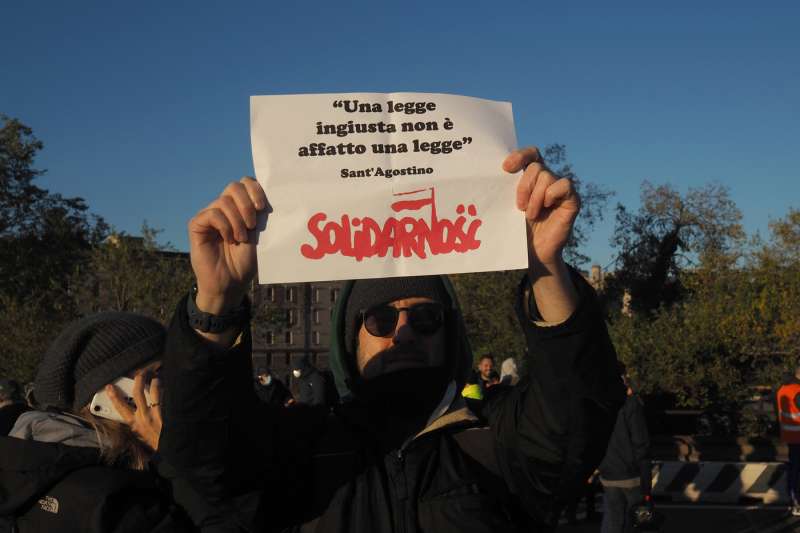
[189,177,268,317]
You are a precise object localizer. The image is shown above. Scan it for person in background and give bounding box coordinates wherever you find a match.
[470,355,496,394]
[598,363,652,533]
[254,367,292,407]
[290,356,326,406]
[462,355,498,417]
[777,362,800,516]
[500,357,520,386]
[0,313,193,532]
[0,378,29,435]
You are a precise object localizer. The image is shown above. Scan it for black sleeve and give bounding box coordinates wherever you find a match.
[275,379,292,406]
[485,269,626,522]
[628,397,652,495]
[158,295,327,531]
[310,372,327,406]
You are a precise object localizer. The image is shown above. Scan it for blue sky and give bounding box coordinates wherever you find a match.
[2,1,798,269]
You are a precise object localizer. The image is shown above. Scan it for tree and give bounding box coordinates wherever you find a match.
[0,293,57,384]
[608,181,744,314]
[609,207,800,435]
[450,270,527,368]
[0,115,107,383]
[0,115,107,304]
[543,144,614,267]
[761,208,800,266]
[72,223,194,323]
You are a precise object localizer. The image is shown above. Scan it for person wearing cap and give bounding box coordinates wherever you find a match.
[254,367,292,407]
[158,146,625,531]
[0,312,193,532]
[0,378,29,435]
[290,356,327,406]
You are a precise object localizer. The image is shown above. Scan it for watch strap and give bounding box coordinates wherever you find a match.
[186,286,250,333]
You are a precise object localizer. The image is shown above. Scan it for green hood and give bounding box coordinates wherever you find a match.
[329,275,474,402]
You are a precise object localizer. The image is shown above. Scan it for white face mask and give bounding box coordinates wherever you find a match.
[292,369,302,378]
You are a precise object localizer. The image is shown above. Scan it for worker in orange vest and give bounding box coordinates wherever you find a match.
[777,366,800,516]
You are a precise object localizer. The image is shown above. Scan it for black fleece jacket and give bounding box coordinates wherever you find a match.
[157,271,625,532]
[0,436,193,533]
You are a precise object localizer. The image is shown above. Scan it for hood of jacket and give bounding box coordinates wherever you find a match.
[0,435,101,515]
[329,276,474,418]
[10,410,100,449]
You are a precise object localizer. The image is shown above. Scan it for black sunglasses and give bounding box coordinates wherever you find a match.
[361,302,445,338]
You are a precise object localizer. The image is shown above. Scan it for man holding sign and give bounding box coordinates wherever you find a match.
[158,144,624,532]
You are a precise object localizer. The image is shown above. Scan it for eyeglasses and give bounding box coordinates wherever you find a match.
[361,302,444,337]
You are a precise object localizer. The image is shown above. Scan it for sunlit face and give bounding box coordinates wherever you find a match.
[478,357,493,380]
[356,297,446,381]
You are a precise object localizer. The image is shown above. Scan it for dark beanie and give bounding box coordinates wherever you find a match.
[344,275,451,356]
[35,312,166,411]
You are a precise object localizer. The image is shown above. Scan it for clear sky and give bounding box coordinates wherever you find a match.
[2,1,798,269]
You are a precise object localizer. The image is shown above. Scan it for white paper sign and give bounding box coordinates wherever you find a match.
[250,92,527,283]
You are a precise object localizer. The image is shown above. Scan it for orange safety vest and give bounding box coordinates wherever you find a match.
[777,383,800,444]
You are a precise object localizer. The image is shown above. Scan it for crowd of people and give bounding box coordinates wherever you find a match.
[1,146,644,532]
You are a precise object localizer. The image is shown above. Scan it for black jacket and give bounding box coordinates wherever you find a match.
[293,368,326,407]
[598,393,651,495]
[158,271,624,532]
[0,435,193,533]
[254,378,291,407]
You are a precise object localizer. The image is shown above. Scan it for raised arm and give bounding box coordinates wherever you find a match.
[188,177,267,346]
[502,147,579,323]
[158,178,325,530]
[485,147,625,525]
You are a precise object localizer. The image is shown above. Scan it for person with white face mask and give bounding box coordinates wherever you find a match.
[289,357,326,406]
[254,368,291,407]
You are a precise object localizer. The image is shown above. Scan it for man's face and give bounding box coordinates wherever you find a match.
[356,297,446,380]
[257,373,270,385]
[478,358,493,380]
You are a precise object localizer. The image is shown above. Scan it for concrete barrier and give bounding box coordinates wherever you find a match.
[652,461,787,504]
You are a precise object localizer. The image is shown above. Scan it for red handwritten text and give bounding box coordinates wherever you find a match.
[300,188,482,261]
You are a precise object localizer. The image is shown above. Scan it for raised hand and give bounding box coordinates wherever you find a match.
[188,177,269,314]
[503,146,580,322]
[503,147,581,269]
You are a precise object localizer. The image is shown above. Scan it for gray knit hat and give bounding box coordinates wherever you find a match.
[344,275,451,356]
[35,312,166,411]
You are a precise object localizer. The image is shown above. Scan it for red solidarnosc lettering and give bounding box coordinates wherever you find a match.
[300,187,482,261]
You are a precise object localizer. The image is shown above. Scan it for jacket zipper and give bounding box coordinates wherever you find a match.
[393,448,408,532]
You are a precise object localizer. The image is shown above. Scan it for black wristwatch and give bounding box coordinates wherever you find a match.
[186,284,250,333]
